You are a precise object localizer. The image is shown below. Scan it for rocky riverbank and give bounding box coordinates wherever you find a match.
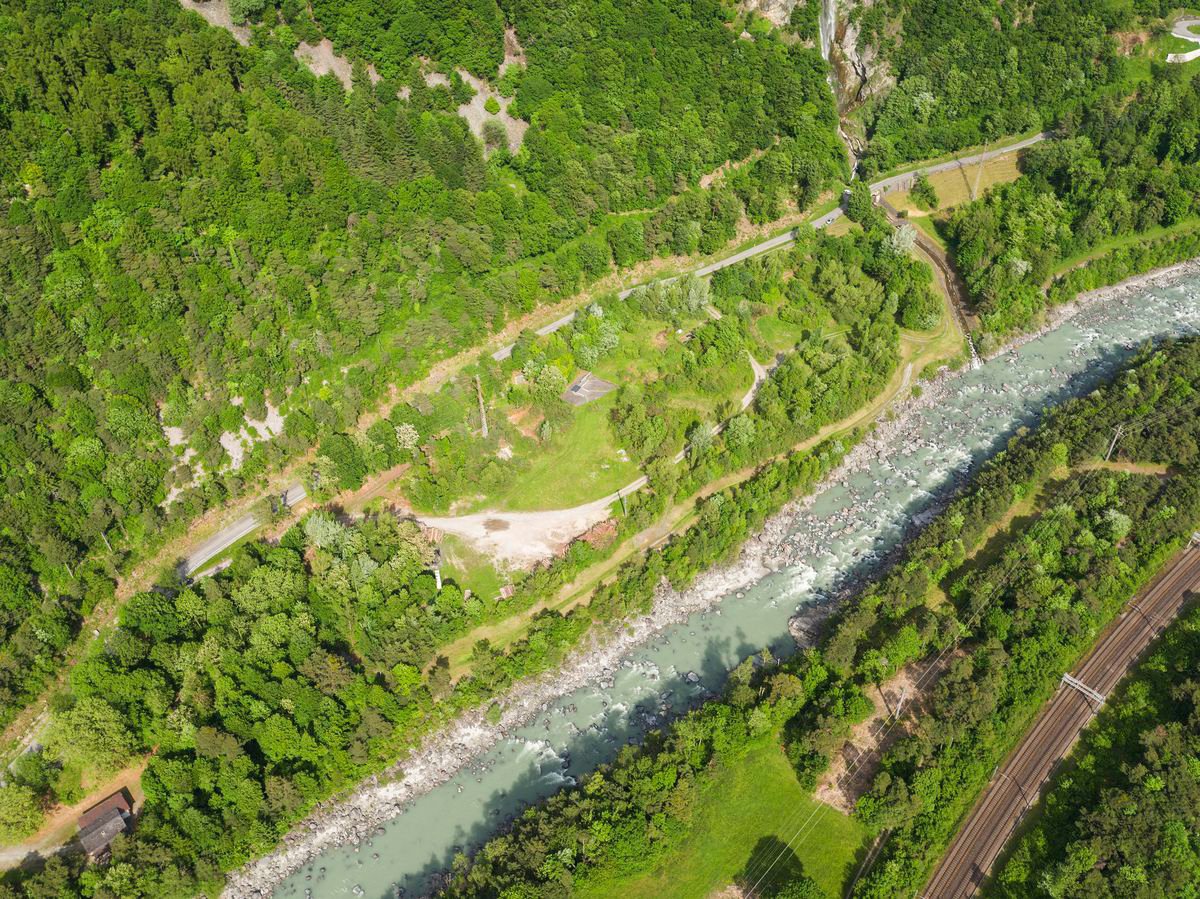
[225,258,1200,898]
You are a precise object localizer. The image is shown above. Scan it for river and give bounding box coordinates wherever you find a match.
[271,269,1199,899]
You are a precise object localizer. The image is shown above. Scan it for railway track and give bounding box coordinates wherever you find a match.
[921,544,1200,898]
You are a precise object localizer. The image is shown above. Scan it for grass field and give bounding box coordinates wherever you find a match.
[573,737,870,899]
[889,151,1023,217]
[474,307,752,513]
[755,314,809,352]
[911,215,949,250]
[825,215,859,237]
[480,391,639,512]
[439,533,504,600]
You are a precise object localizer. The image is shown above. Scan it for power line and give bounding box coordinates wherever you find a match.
[741,407,1184,897]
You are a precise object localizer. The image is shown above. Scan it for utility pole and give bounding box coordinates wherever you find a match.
[475,374,489,439]
[1105,424,1124,461]
[996,769,1033,809]
[1127,602,1161,639]
[971,139,989,201]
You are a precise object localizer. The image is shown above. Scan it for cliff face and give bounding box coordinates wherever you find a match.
[823,0,894,114]
[740,0,894,114]
[742,0,801,27]
[742,0,895,169]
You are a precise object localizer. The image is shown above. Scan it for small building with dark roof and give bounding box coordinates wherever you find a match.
[77,789,132,860]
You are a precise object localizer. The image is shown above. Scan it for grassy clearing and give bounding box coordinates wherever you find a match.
[573,737,869,899]
[480,392,638,512]
[910,215,949,250]
[471,308,752,514]
[825,215,859,237]
[1118,25,1200,87]
[755,314,808,352]
[440,533,504,601]
[1159,31,1199,52]
[889,151,1023,216]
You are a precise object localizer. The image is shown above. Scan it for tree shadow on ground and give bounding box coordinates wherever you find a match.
[735,835,814,897]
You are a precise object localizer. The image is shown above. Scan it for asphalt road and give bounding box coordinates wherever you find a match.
[871,132,1050,196]
[922,543,1200,898]
[1168,16,1200,62]
[1172,15,1200,42]
[180,483,306,576]
[491,133,1048,362]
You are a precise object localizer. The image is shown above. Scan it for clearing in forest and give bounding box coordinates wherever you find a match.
[888,149,1023,217]
[571,737,869,899]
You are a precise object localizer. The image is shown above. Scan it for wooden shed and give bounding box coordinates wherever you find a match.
[77,789,133,860]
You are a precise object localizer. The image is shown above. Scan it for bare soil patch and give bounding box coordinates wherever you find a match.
[815,653,956,812]
[455,70,528,153]
[507,406,544,439]
[699,147,767,189]
[1116,29,1150,54]
[294,39,354,89]
[178,0,249,45]
[499,26,527,78]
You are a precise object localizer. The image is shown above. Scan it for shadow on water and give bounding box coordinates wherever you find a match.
[352,340,1155,898]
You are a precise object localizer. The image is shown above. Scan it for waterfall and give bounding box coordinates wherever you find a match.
[818,0,858,176]
[818,0,836,63]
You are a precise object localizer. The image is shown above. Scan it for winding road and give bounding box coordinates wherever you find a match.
[922,542,1200,898]
[1168,16,1200,63]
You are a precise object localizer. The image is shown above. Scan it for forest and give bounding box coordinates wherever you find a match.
[4,0,1200,894]
[946,73,1200,343]
[431,337,1200,898]
[0,0,845,737]
[0,206,934,893]
[855,0,1159,174]
[988,600,1200,897]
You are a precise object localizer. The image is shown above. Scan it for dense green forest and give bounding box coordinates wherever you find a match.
[0,0,845,733]
[432,338,1200,898]
[947,72,1200,343]
[988,601,1200,898]
[854,0,1167,174]
[850,470,1196,894]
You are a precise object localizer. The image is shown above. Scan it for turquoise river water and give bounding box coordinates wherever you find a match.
[274,271,1199,899]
